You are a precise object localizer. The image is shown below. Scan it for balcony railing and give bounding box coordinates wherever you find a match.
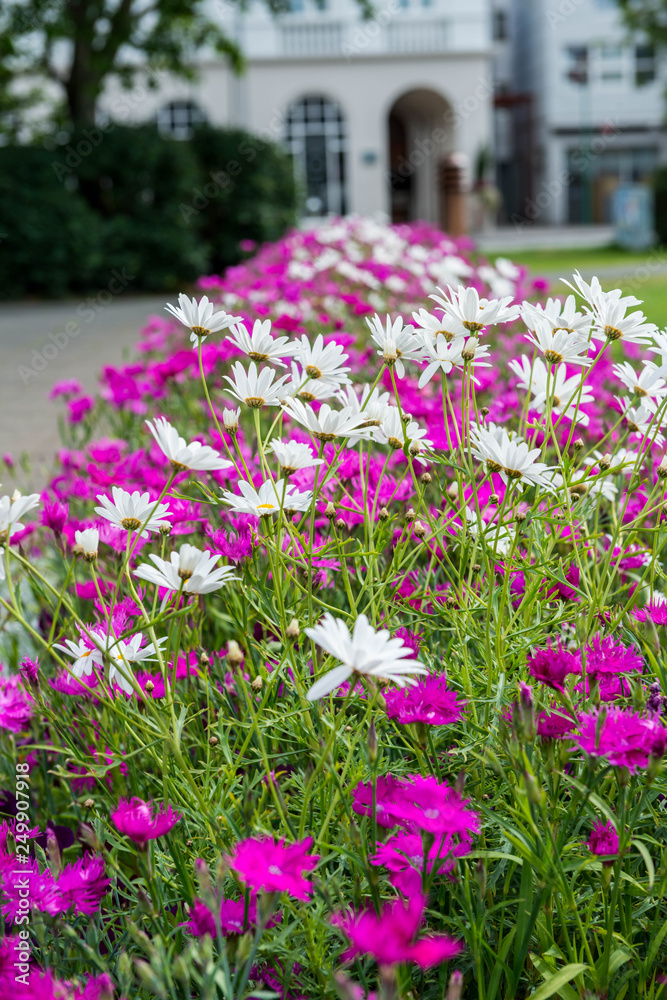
[279,19,450,57]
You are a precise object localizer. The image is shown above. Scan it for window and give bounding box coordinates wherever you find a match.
[156,101,206,140]
[285,96,347,216]
[636,44,656,85]
[599,44,623,82]
[493,10,508,41]
[565,46,588,85]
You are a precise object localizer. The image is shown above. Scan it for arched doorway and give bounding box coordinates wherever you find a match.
[285,95,347,217]
[387,88,452,225]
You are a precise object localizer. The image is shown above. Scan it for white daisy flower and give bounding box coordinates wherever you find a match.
[617,398,665,445]
[222,407,241,434]
[470,426,554,492]
[94,487,172,537]
[294,334,351,385]
[411,308,467,344]
[269,438,325,474]
[430,285,519,332]
[146,417,233,472]
[103,634,167,695]
[426,255,473,288]
[220,478,312,516]
[0,491,40,545]
[647,330,667,368]
[590,298,657,346]
[584,447,638,474]
[135,543,236,595]
[74,528,99,561]
[282,363,337,403]
[417,334,491,388]
[562,271,641,312]
[612,362,667,413]
[525,319,592,368]
[227,319,298,368]
[53,637,104,678]
[521,295,590,336]
[283,398,369,442]
[377,407,433,458]
[305,612,428,701]
[165,294,241,344]
[222,361,291,408]
[508,356,593,426]
[366,314,423,378]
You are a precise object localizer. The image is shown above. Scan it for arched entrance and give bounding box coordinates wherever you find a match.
[387,88,453,225]
[285,95,347,217]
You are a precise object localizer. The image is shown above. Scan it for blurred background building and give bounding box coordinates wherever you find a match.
[100,0,494,230]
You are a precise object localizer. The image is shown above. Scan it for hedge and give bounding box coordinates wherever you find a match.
[0,124,297,298]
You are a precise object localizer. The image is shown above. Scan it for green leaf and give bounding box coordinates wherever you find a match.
[529,964,589,1000]
[633,838,655,890]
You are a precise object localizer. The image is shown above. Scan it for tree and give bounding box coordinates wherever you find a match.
[616,0,667,46]
[0,0,248,128]
[0,0,373,131]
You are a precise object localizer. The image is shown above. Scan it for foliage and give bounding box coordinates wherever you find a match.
[0,125,296,297]
[1,218,667,1000]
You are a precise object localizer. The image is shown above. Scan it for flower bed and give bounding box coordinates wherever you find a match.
[1,216,667,999]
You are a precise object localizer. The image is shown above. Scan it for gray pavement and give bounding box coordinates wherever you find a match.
[476,224,615,253]
[0,295,165,484]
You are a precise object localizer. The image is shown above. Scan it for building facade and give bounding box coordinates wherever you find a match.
[505,0,667,225]
[99,0,495,228]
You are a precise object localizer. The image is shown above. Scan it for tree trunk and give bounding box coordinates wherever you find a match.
[65,1,101,127]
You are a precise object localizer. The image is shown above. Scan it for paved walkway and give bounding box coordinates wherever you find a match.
[476,224,615,253]
[0,296,165,483]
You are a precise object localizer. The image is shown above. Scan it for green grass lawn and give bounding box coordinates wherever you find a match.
[482,243,667,329]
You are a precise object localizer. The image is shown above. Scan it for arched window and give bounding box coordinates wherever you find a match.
[157,100,206,140]
[285,96,347,216]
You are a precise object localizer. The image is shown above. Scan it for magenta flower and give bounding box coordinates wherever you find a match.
[40,499,68,534]
[0,672,33,733]
[53,855,110,915]
[574,708,667,773]
[332,894,462,969]
[353,774,479,839]
[372,831,471,896]
[585,635,643,676]
[586,821,619,865]
[385,674,466,726]
[19,657,39,685]
[527,641,580,692]
[536,711,577,739]
[633,601,667,627]
[111,797,181,846]
[227,836,319,900]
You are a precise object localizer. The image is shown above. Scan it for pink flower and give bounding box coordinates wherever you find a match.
[40,499,68,534]
[227,836,319,900]
[111,797,181,846]
[332,894,462,969]
[536,711,577,739]
[372,831,471,896]
[354,774,479,838]
[633,601,667,627]
[574,708,667,773]
[49,378,84,399]
[53,855,110,915]
[0,671,33,733]
[527,641,580,692]
[385,674,466,726]
[586,821,619,865]
[584,635,643,676]
[20,656,40,685]
[184,895,281,937]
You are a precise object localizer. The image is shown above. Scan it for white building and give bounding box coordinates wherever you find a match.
[99,0,495,228]
[507,0,667,225]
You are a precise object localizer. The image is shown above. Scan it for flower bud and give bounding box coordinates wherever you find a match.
[480,406,490,417]
[599,452,612,471]
[413,520,426,539]
[226,640,244,667]
[489,494,499,505]
[325,501,336,519]
[573,437,584,451]
[420,472,432,485]
[83,798,95,810]
[335,517,346,530]
[251,676,263,692]
[286,617,300,639]
[209,735,219,744]
[159,523,172,537]
[447,970,463,1000]
[378,507,390,521]
[405,507,415,521]
[144,679,155,694]
[658,455,667,480]
[199,650,210,667]
[46,827,62,876]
